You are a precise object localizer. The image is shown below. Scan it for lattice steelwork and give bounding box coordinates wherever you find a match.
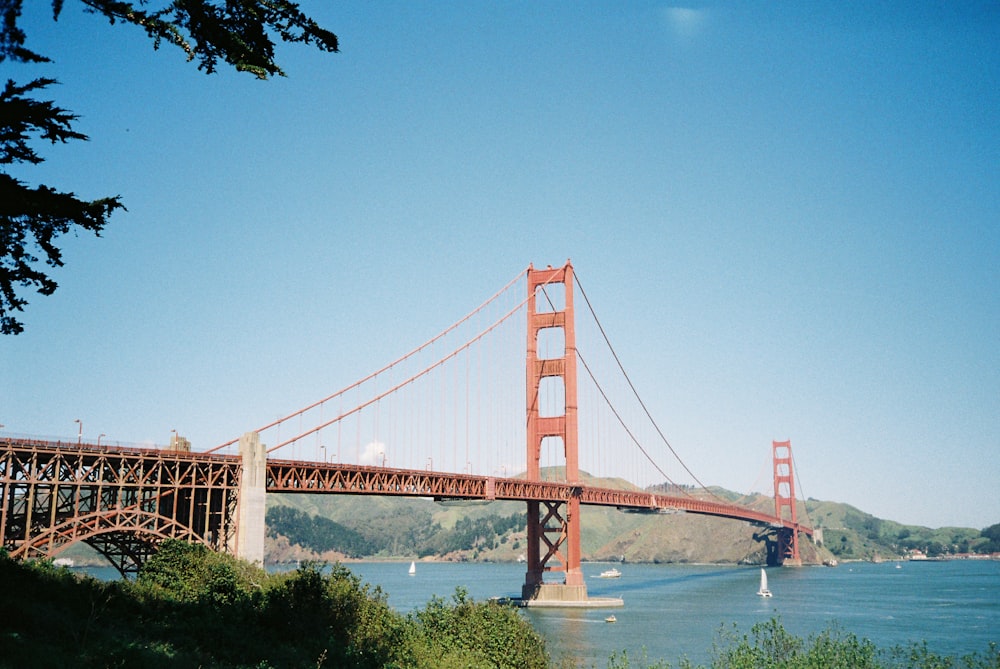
[1,438,241,576]
[1,438,812,573]
[265,458,810,530]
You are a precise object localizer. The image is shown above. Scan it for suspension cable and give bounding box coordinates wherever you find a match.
[534,274,690,494]
[575,348,691,494]
[573,272,731,504]
[267,292,531,453]
[792,450,813,528]
[207,266,529,453]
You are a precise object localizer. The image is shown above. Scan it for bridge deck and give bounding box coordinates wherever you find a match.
[2,438,811,570]
[266,458,812,535]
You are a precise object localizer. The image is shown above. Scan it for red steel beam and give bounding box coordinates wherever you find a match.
[262,460,812,535]
[2,437,812,567]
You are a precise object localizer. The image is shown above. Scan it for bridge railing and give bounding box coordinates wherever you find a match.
[1,436,240,462]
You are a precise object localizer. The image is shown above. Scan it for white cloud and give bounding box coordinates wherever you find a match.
[662,7,709,41]
[359,440,388,466]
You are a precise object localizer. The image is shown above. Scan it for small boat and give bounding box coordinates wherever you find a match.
[605,615,617,623]
[757,568,772,597]
[408,561,416,576]
[598,568,622,579]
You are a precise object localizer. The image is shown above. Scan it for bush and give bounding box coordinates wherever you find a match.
[708,618,999,669]
[411,586,549,669]
[137,539,264,608]
[0,545,550,668]
[259,561,406,668]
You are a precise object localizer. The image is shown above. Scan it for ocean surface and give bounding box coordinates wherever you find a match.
[81,559,999,667]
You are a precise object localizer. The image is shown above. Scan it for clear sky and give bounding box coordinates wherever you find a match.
[2,2,998,530]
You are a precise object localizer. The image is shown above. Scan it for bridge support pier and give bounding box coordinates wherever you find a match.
[235,431,266,565]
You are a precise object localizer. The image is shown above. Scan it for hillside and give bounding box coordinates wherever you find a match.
[804,498,995,559]
[263,471,842,566]
[263,468,999,566]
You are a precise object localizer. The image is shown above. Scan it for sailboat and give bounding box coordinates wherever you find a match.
[408,561,416,576]
[757,568,772,597]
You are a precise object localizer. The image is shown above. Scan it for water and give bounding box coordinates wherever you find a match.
[79,559,1000,667]
[346,560,1000,666]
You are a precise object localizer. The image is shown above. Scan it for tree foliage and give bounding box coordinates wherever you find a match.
[707,618,1000,669]
[137,537,264,608]
[266,504,528,559]
[0,0,338,334]
[411,587,549,669]
[3,547,999,668]
[2,542,550,668]
[267,505,374,557]
[0,76,124,335]
[424,512,526,556]
[981,523,1000,553]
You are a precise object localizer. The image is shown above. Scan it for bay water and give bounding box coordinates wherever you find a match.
[79,559,999,667]
[346,559,999,667]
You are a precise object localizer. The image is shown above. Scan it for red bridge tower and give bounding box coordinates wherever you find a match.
[522,262,588,603]
[772,439,802,566]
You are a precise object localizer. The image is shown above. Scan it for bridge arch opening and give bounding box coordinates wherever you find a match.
[539,436,569,480]
[536,326,565,359]
[534,282,566,313]
[537,376,566,418]
[14,507,212,578]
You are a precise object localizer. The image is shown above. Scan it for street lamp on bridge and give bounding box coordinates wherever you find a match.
[74,419,82,445]
[98,433,105,447]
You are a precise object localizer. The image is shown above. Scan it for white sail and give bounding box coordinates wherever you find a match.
[757,568,772,597]
[408,561,416,575]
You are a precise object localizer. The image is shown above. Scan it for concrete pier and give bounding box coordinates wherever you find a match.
[236,431,266,565]
[518,583,624,608]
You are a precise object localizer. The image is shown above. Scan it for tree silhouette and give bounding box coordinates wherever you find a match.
[0,0,338,334]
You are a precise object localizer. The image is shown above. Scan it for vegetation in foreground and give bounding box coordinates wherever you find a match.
[2,543,998,669]
[0,541,547,668]
[601,617,999,669]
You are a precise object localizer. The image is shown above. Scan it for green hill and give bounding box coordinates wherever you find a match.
[803,498,992,559]
[262,468,998,566]
[263,469,840,565]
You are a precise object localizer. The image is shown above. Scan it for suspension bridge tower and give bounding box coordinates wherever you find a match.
[772,439,803,566]
[522,262,589,604]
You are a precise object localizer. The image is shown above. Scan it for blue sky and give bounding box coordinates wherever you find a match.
[2,2,998,530]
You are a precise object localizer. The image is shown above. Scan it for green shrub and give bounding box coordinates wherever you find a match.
[411,586,549,669]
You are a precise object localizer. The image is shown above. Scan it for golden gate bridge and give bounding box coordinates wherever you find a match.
[1,261,813,605]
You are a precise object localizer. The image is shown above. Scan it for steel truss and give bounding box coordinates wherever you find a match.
[266,459,806,533]
[1,439,241,575]
[2,438,812,574]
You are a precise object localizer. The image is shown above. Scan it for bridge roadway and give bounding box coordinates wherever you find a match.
[268,457,812,536]
[1,437,811,569]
